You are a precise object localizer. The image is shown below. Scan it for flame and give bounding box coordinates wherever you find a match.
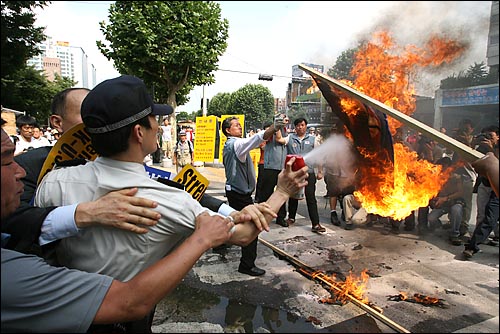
[392,291,443,306]
[339,31,465,219]
[317,269,370,304]
[413,293,441,305]
[306,79,319,95]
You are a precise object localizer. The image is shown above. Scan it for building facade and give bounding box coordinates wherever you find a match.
[27,38,96,89]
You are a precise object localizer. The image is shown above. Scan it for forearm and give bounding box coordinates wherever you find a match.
[228,190,289,246]
[94,231,210,323]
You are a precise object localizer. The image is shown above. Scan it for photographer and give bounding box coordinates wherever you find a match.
[427,157,466,246]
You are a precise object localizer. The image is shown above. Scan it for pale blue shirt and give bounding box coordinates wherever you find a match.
[39,204,79,246]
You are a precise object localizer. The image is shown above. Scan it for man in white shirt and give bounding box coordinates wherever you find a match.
[13,115,37,156]
[31,126,51,148]
[35,75,307,282]
[160,118,173,159]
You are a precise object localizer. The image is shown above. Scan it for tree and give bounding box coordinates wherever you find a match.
[229,84,274,130]
[286,106,308,124]
[440,61,496,89]
[207,92,233,117]
[1,1,48,82]
[97,1,229,143]
[327,47,359,82]
[1,1,52,119]
[2,66,75,124]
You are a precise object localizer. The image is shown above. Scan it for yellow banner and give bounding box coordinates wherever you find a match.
[194,115,218,162]
[173,164,210,201]
[37,123,97,185]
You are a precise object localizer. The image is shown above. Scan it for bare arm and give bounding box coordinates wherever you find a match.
[75,188,161,234]
[93,212,234,324]
[274,128,286,145]
[229,202,276,232]
[262,124,278,141]
[227,156,309,246]
[472,152,499,197]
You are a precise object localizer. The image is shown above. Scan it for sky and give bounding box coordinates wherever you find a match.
[34,1,492,114]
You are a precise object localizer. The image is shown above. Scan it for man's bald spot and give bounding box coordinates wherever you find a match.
[61,89,89,133]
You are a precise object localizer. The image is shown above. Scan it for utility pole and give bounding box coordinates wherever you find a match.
[202,85,207,116]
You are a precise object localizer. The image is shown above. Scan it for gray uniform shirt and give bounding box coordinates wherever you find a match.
[263,133,286,170]
[284,133,317,172]
[1,248,112,333]
[223,133,265,195]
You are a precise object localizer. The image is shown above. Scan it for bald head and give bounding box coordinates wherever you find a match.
[50,88,90,134]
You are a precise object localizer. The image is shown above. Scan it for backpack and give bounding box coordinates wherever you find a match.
[10,135,19,145]
[176,140,193,154]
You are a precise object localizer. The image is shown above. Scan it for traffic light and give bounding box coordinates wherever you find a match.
[258,74,273,81]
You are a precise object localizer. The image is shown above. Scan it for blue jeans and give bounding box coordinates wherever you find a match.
[466,192,499,252]
[428,203,463,238]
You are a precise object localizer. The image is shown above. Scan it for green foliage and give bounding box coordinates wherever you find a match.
[0,1,71,125]
[176,111,190,121]
[228,84,274,130]
[286,106,308,123]
[207,92,233,117]
[97,1,229,109]
[440,61,496,89]
[327,47,359,81]
[1,1,49,81]
[2,65,75,124]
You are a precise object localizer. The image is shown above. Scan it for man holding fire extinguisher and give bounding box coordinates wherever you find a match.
[278,117,326,234]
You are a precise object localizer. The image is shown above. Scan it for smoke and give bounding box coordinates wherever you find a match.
[304,134,358,182]
[317,1,492,96]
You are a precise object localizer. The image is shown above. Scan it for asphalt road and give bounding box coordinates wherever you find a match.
[151,163,499,333]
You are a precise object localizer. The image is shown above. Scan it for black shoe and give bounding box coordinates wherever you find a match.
[330,212,341,226]
[312,224,326,233]
[449,236,462,246]
[238,266,266,276]
[276,219,289,227]
[344,223,354,230]
[462,248,480,258]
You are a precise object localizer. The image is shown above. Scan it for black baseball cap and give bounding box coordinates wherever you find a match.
[82,75,173,134]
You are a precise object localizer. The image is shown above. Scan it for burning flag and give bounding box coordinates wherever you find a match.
[300,31,468,220]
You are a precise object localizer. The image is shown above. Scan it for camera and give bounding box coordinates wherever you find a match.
[474,133,493,142]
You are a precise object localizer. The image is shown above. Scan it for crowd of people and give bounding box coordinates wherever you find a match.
[245,116,498,255]
[2,73,498,332]
[10,114,62,156]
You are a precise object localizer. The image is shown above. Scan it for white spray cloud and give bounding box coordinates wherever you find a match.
[304,134,358,185]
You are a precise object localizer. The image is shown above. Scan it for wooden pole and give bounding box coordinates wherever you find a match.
[259,237,411,333]
[298,64,484,163]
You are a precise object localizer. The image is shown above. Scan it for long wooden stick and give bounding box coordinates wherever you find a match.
[298,64,484,163]
[259,237,411,333]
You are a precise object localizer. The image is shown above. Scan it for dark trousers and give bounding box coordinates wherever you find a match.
[288,173,319,225]
[256,168,286,221]
[226,190,257,270]
[466,192,499,252]
[255,163,264,202]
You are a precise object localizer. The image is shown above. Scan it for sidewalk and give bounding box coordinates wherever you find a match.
[151,161,227,184]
